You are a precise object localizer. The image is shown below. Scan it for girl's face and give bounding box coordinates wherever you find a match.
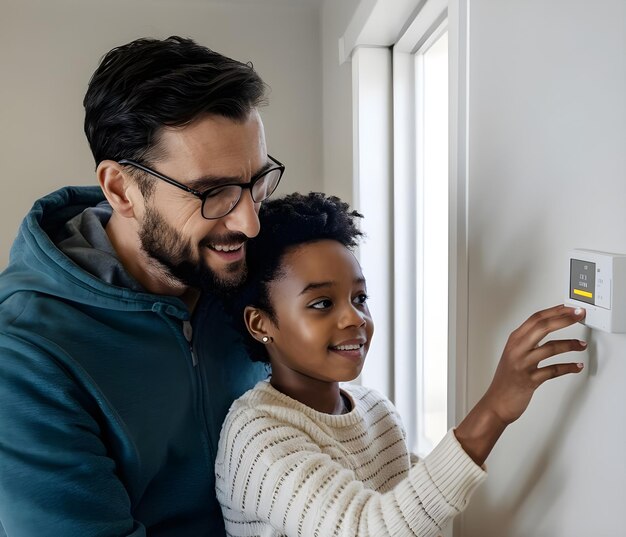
[260,239,374,383]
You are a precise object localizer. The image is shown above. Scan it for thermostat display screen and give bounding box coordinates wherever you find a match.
[570,258,596,305]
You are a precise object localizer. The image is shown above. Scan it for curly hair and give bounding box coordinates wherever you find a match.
[83,36,267,195]
[232,192,364,364]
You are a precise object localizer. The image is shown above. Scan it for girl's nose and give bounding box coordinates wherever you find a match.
[338,304,367,329]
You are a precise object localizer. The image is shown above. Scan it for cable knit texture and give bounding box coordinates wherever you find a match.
[215,380,486,536]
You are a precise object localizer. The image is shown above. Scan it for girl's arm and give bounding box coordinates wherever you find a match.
[216,410,485,537]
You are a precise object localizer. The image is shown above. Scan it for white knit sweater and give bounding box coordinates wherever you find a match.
[215,380,486,537]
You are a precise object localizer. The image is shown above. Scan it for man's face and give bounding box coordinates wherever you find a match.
[137,111,267,293]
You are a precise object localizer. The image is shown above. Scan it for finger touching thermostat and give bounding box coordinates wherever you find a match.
[566,249,626,333]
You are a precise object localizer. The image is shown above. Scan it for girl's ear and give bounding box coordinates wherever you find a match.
[244,306,273,343]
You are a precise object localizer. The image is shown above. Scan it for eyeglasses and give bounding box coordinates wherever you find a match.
[118,155,285,219]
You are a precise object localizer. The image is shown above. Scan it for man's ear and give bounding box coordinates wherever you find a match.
[244,306,274,343]
[97,160,138,218]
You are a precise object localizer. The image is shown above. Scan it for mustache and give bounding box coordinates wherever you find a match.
[200,232,249,249]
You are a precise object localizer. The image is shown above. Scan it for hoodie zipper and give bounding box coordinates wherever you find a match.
[182,317,215,462]
[157,308,215,488]
[183,320,197,366]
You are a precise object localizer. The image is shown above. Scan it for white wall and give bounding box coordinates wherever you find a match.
[0,0,322,268]
[462,1,626,535]
[323,1,626,535]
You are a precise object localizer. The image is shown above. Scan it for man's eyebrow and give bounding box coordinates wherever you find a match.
[299,277,366,295]
[186,160,274,192]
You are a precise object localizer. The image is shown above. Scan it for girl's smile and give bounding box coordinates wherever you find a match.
[328,338,367,361]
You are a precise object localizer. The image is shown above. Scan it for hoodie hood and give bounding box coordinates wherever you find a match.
[0,186,188,319]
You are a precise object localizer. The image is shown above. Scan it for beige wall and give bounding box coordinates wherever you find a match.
[0,0,322,268]
[321,0,359,203]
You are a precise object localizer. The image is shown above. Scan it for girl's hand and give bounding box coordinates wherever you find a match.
[455,304,586,466]
[481,304,587,426]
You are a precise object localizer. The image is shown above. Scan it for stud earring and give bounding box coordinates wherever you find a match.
[262,336,271,343]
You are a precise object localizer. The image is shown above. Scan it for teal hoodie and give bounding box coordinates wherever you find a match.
[0,186,265,536]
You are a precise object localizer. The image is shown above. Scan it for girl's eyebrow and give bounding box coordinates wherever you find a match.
[300,281,334,295]
[299,277,366,295]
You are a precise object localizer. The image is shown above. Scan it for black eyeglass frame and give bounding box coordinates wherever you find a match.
[118,155,285,219]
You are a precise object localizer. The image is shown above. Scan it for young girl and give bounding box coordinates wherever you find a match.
[215,192,586,537]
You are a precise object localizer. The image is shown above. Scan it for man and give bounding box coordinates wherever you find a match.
[0,36,282,536]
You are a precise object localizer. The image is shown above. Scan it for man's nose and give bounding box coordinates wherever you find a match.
[223,190,261,238]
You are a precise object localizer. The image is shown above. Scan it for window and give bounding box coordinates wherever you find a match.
[417,29,449,452]
[392,16,451,456]
[342,0,469,461]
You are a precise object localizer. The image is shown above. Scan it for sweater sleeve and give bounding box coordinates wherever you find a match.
[215,407,486,537]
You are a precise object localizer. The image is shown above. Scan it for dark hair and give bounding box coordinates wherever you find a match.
[233,192,364,363]
[84,35,267,192]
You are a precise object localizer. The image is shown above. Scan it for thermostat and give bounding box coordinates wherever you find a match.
[565,249,626,333]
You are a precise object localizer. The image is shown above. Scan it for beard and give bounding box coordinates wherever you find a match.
[138,204,248,295]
